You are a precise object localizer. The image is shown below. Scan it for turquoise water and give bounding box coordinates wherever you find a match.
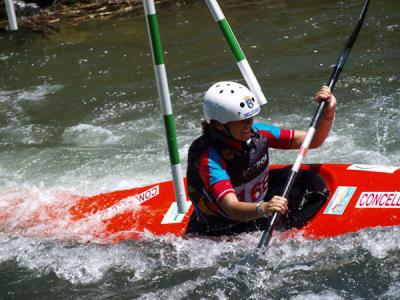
[0,0,399,298]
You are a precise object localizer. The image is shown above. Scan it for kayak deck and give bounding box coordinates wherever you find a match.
[68,163,400,242]
[296,164,400,239]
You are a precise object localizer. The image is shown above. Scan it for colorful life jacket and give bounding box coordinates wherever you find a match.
[187,122,294,223]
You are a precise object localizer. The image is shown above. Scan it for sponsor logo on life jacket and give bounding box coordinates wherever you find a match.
[356,192,400,208]
[243,153,268,178]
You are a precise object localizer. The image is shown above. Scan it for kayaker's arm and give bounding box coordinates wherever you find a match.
[289,86,336,149]
[219,193,288,222]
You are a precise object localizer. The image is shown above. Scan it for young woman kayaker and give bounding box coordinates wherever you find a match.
[186,81,336,236]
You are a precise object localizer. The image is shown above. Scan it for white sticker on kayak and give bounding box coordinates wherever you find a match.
[161,201,192,224]
[347,164,400,174]
[324,186,357,215]
[356,192,400,208]
[95,185,160,219]
[135,185,160,204]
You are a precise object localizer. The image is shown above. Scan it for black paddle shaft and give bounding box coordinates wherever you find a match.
[257,0,370,249]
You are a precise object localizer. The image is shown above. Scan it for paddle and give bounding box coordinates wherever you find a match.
[257,0,371,249]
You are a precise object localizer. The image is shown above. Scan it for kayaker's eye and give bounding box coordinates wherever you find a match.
[240,102,245,108]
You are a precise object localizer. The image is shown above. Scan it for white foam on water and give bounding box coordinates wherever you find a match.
[62,123,121,146]
[137,279,206,300]
[268,85,400,166]
[0,54,9,61]
[0,90,13,103]
[0,235,157,285]
[382,281,400,299]
[2,83,396,194]
[290,290,344,300]
[359,226,400,259]
[264,226,400,268]
[2,124,49,145]
[0,225,399,300]
[204,226,400,298]
[0,84,64,134]
[15,84,63,102]
[0,185,125,243]
[125,225,400,298]
[91,99,157,123]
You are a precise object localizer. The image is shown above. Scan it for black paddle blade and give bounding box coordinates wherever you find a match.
[328,0,370,91]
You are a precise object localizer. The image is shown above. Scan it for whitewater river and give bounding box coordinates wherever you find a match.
[1,0,399,299]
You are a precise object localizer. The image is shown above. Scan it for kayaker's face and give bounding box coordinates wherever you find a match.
[225,117,254,142]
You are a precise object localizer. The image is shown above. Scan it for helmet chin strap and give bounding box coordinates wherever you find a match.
[220,123,255,146]
[223,124,236,140]
[215,121,253,145]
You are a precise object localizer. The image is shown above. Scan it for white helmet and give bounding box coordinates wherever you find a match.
[203,81,260,124]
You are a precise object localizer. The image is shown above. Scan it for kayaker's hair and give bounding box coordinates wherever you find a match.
[202,120,219,139]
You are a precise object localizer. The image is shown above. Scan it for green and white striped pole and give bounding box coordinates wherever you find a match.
[205,0,267,106]
[143,0,187,214]
[4,0,18,30]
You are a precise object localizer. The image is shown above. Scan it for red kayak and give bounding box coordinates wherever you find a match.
[68,163,400,242]
[1,164,399,243]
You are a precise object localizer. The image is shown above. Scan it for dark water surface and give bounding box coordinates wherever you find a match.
[0,0,399,299]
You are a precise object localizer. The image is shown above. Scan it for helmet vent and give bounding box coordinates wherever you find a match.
[219,90,223,94]
[231,90,234,93]
[240,102,245,108]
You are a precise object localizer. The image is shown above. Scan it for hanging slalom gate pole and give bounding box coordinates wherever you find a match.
[4,0,18,30]
[143,0,187,214]
[205,0,267,106]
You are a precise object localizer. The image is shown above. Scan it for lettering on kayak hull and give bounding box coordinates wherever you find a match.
[94,185,160,220]
[356,192,400,208]
[135,185,160,204]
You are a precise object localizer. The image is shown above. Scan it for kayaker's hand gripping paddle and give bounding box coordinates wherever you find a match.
[257,0,371,249]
